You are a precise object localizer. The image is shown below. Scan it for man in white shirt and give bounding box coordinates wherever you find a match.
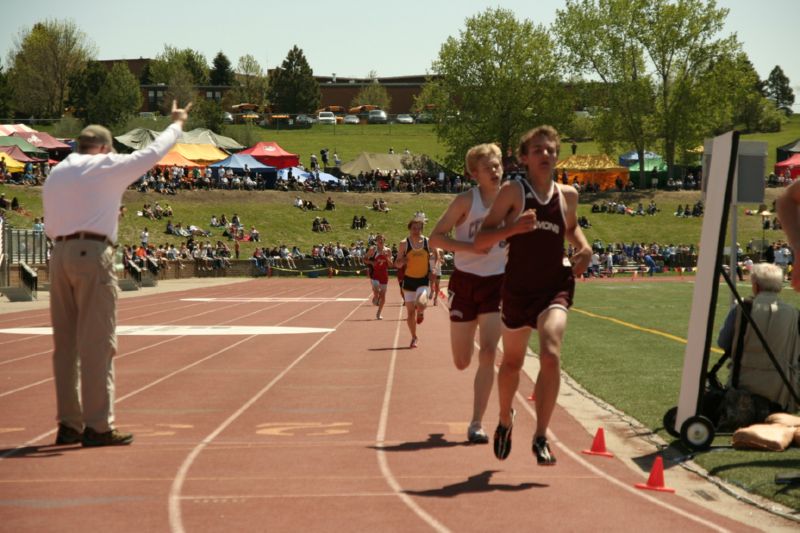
[43,100,191,447]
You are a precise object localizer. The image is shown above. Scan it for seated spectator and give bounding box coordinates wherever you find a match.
[674,204,684,217]
[0,194,8,209]
[249,226,260,242]
[352,215,360,229]
[359,215,367,229]
[295,196,305,209]
[372,198,380,211]
[210,215,219,227]
[279,244,296,269]
[291,245,304,260]
[165,219,175,235]
[305,199,319,211]
[378,198,389,212]
[321,217,332,232]
[231,213,241,228]
[312,217,322,232]
[325,196,336,210]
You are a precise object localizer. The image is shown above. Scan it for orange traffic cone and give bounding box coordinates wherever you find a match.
[581,428,613,457]
[527,390,536,401]
[634,456,675,493]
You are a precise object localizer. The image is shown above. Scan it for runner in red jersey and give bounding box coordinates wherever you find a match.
[476,125,591,465]
[365,234,391,320]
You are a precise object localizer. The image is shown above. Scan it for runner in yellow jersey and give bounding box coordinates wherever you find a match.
[395,212,431,348]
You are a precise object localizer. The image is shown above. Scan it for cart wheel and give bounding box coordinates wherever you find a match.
[680,415,715,451]
[662,407,680,439]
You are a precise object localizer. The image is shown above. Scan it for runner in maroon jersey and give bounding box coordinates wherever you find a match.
[475,125,591,465]
[365,234,391,320]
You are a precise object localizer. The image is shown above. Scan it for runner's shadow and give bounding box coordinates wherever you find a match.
[0,444,80,459]
[369,433,469,452]
[403,470,547,498]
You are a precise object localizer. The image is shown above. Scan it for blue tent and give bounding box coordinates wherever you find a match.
[278,166,340,184]
[618,150,662,167]
[210,153,277,188]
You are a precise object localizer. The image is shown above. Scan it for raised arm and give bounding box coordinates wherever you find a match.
[474,180,535,250]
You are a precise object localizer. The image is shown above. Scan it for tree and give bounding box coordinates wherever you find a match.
[267,46,320,114]
[0,66,14,119]
[67,60,108,121]
[210,51,235,86]
[231,54,269,106]
[350,78,392,111]
[88,63,142,128]
[429,8,568,170]
[555,0,741,179]
[765,65,795,114]
[191,99,224,133]
[160,68,196,115]
[7,19,95,117]
[149,45,209,85]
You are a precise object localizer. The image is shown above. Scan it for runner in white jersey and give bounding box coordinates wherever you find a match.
[430,143,507,444]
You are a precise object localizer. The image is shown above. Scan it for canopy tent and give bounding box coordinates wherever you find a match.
[0,136,49,158]
[210,153,277,188]
[0,145,45,164]
[172,143,228,164]
[775,153,800,180]
[277,166,340,184]
[627,158,668,172]
[0,124,35,136]
[156,150,204,169]
[114,127,242,152]
[239,142,299,169]
[777,139,800,163]
[114,128,159,151]
[340,152,408,175]
[618,150,663,167]
[555,154,630,191]
[0,152,25,172]
[11,130,70,151]
[182,128,243,152]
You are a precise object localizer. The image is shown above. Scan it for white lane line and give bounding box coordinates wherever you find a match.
[168,289,364,533]
[373,304,450,533]
[0,326,334,336]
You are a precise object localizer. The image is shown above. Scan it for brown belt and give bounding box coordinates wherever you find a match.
[54,232,114,246]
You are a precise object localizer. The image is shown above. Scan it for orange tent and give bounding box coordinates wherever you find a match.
[556,155,630,191]
[156,149,204,168]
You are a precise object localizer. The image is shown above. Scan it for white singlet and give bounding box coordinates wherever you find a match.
[453,187,507,276]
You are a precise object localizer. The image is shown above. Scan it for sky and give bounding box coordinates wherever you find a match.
[2,0,798,110]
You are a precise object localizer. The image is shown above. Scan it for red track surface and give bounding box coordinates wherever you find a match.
[0,278,758,532]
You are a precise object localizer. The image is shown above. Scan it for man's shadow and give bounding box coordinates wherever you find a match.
[0,443,81,459]
[404,470,547,498]
[369,433,469,452]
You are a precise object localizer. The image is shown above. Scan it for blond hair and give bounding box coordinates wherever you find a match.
[518,125,560,159]
[465,143,502,176]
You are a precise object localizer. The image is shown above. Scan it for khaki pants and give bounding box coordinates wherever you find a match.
[49,239,118,432]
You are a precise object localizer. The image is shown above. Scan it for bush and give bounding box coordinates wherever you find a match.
[757,100,785,133]
[51,116,84,138]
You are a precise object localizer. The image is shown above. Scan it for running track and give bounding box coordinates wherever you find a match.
[0,278,764,531]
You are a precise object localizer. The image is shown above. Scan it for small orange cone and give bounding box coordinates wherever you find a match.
[635,456,675,493]
[631,270,638,281]
[527,390,536,401]
[581,428,613,457]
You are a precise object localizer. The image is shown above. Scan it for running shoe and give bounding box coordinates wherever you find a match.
[416,311,425,324]
[376,312,383,320]
[410,337,418,348]
[467,422,489,444]
[372,296,379,306]
[493,408,515,460]
[533,435,557,466]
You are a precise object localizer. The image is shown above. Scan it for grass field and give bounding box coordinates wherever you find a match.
[567,280,800,511]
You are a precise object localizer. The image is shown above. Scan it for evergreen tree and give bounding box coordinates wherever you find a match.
[0,66,14,118]
[765,65,795,114]
[267,46,320,114]
[210,51,234,86]
[88,62,142,128]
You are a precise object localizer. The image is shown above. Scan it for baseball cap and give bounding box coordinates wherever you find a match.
[78,125,115,152]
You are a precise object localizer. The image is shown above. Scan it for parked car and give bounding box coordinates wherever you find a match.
[367,109,388,124]
[317,111,336,125]
[396,114,415,124]
[415,111,434,124]
[343,114,360,125]
[295,114,314,125]
[222,112,234,124]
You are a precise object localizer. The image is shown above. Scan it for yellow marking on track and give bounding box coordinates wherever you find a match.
[255,422,352,437]
[572,307,724,354]
[0,428,24,434]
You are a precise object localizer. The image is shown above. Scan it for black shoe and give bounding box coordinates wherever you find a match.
[533,435,556,465]
[82,427,134,447]
[55,423,83,445]
[493,409,515,460]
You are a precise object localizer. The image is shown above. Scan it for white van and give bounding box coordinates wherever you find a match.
[317,111,336,125]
